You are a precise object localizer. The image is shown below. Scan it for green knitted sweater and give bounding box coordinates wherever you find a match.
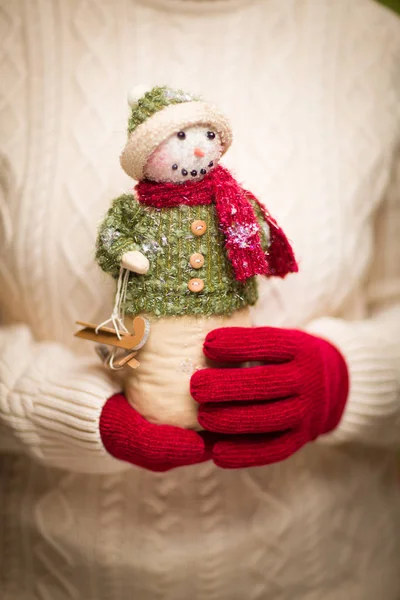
[95,194,270,317]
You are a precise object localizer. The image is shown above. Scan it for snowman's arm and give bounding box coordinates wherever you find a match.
[96,193,143,277]
[247,195,271,252]
[245,190,298,276]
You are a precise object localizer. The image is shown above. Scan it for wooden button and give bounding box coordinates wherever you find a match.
[188,278,204,293]
[189,253,205,269]
[191,220,207,236]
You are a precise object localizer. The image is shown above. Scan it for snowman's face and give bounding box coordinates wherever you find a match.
[144,125,223,183]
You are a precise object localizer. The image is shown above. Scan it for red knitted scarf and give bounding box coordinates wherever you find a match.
[136,165,298,282]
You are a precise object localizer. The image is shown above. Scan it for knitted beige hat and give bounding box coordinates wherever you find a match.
[120,85,233,181]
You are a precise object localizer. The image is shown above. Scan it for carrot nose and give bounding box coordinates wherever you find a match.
[194,147,205,157]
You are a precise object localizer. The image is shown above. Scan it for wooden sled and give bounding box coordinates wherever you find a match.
[75,316,150,369]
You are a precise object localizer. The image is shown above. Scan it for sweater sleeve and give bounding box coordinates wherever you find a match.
[0,323,130,473]
[96,193,142,277]
[306,155,400,449]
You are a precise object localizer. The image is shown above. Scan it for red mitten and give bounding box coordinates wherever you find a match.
[190,327,349,469]
[100,393,209,472]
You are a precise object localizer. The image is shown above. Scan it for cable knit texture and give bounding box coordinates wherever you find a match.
[190,327,349,468]
[1,1,400,599]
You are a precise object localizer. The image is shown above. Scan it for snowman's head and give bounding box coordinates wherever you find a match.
[120,86,232,182]
[144,125,222,183]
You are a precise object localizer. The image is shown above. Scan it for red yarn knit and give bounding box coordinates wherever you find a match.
[136,166,298,282]
[100,394,210,472]
[190,326,349,469]
[100,328,349,472]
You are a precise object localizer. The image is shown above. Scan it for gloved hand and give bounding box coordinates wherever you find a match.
[190,327,349,468]
[100,393,209,471]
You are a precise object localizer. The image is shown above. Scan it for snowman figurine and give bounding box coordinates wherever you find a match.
[95,85,298,430]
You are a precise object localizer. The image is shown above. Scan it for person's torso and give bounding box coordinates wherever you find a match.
[1,0,399,346]
[2,444,400,600]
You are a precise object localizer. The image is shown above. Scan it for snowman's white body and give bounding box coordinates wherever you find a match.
[121,125,249,429]
[124,309,251,430]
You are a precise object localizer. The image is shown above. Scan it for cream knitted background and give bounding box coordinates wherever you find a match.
[1,1,400,598]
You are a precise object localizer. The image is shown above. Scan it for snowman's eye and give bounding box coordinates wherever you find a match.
[177,131,186,140]
[207,131,216,140]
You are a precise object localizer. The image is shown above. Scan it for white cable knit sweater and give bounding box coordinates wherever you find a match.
[1,0,400,598]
